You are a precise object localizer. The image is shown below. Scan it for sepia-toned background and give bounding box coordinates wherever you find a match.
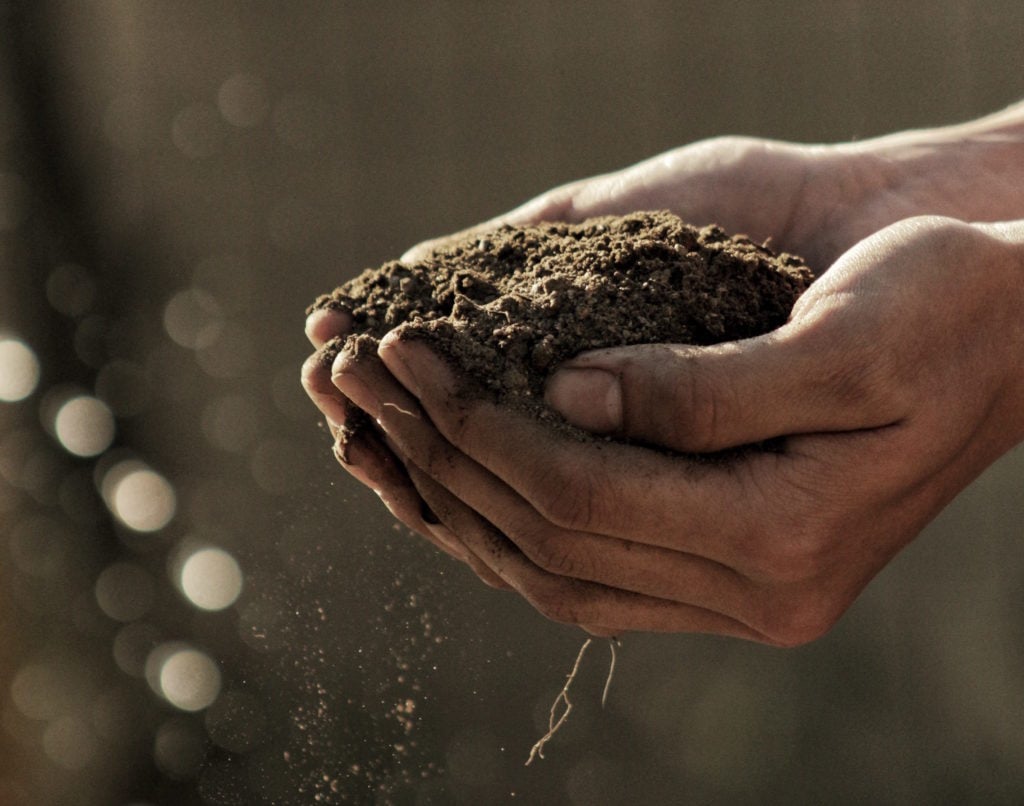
[1,2,1023,803]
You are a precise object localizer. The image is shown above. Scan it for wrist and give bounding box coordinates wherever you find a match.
[981,220,1024,446]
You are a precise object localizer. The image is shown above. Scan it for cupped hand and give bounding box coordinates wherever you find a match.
[333,216,1024,643]
[303,133,939,552]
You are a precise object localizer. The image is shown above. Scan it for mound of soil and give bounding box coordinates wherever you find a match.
[309,210,814,439]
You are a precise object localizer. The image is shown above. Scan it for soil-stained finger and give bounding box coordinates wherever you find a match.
[304,307,352,348]
[406,466,512,590]
[338,426,467,562]
[378,338,764,569]
[407,468,767,639]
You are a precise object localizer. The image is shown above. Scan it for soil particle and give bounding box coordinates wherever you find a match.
[309,210,814,437]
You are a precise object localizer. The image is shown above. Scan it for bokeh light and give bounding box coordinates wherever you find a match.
[101,460,177,532]
[217,72,269,128]
[10,663,75,722]
[0,338,41,402]
[179,547,243,611]
[163,288,224,350]
[53,395,116,457]
[150,645,222,712]
[42,716,96,771]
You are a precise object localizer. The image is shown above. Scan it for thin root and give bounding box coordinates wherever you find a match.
[525,636,620,766]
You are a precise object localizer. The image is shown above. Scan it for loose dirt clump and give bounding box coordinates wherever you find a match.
[308,210,814,436]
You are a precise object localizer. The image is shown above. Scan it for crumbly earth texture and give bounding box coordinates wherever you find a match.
[309,210,815,440]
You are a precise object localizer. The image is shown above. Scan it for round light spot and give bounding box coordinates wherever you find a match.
[158,647,221,712]
[95,562,155,622]
[217,73,268,128]
[54,395,115,457]
[0,339,40,402]
[163,288,224,350]
[10,664,74,721]
[103,461,176,532]
[42,715,95,770]
[180,547,243,611]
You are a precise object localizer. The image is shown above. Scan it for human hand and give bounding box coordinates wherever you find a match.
[303,108,1024,625]
[302,133,944,555]
[333,215,1024,642]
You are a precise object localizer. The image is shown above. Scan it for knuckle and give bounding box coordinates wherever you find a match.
[430,393,474,447]
[668,359,724,452]
[761,591,841,648]
[419,437,456,480]
[526,582,581,625]
[750,519,831,584]
[530,457,599,531]
[521,531,587,578]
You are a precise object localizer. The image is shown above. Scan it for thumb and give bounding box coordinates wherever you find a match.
[543,326,899,453]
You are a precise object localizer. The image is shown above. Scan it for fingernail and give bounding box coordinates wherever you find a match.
[545,367,622,433]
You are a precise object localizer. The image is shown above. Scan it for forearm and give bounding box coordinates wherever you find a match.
[840,100,1024,224]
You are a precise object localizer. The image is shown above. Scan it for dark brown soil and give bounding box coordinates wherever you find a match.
[309,211,814,438]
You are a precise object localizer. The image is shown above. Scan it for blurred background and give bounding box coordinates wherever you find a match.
[1,2,1023,804]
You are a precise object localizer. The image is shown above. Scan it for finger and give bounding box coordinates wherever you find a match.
[305,307,352,348]
[543,306,905,454]
[332,342,515,588]
[337,425,467,562]
[403,466,511,591]
[377,334,760,563]
[407,466,766,639]
[375,368,760,626]
[364,359,755,617]
[302,339,354,428]
[580,625,619,638]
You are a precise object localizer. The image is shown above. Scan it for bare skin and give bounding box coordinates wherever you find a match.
[303,103,1024,644]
